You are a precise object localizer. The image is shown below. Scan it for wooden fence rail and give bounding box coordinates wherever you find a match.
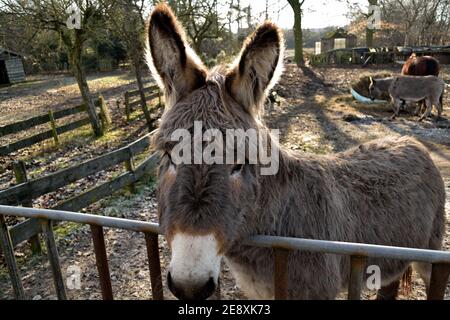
[123,84,162,122]
[0,98,109,156]
[0,131,158,251]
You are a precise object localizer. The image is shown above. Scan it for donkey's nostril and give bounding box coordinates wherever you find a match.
[167,271,186,300]
[167,273,217,300]
[200,277,217,300]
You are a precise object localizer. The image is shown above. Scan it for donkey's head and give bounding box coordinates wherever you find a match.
[368,77,379,101]
[146,4,284,300]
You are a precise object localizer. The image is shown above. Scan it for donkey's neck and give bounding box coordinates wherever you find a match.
[377,77,394,91]
[253,149,342,239]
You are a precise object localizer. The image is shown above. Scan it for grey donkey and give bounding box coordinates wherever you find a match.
[146,4,447,300]
[369,75,445,121]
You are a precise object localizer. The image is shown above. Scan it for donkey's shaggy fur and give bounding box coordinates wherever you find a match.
[225,136,445,299]
[147,4,446,300]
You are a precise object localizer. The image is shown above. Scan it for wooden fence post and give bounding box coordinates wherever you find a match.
[12,161,41,255]
[48,110,60,146]
[0,215,26,299]
[98,95,112,131]
[157,88,162,107]
[124,92,131,123]
[125,150,137,193]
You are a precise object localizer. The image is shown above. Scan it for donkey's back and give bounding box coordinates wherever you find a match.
[330,136,445,294]
[334,136,445,248]
[390,75,444,99]
[389,76,445,120]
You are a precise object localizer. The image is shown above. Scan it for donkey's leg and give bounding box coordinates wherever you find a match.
[376,279,400,300]
[434,97,443,120]
[391,98,401,120]
[414,100,426,116]
[438,91,444,119]
[419,99,432,122]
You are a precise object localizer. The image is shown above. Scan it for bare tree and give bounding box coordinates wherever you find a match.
[395,0,426,46]
[174,0,225,54]
[0,0,107,136]
[103,0,154,129]
[346,0,450,46]
[287,0,305,66]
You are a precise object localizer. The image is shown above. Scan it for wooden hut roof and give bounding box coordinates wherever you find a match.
[0,47,23,58]
[321,28,356,40]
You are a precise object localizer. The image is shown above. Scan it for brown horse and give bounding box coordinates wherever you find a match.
[402,53,440,76]
[401,53,440,116]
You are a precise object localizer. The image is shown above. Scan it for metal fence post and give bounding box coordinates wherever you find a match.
[12,161,41,255]
[90,225,113,300]
[145,233,164,300]
[427,263,450,300]
[274,248,290,300]
[40,219,67,300]
[348,255,367,300]
[0,215,26,299]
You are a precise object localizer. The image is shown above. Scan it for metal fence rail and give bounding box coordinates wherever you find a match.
[0,205,163,300]
[0,205,449,300]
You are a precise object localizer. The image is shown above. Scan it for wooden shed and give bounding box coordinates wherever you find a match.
[0,48,26,85]
[320,28,357,53]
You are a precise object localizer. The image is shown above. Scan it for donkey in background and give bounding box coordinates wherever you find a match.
[146,4,446,300]
[369,75,445,121]
[401,53,441,115]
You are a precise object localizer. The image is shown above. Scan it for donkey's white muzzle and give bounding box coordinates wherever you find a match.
[168,233,222,300]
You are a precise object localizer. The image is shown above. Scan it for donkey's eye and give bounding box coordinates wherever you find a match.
[231,164,243,175]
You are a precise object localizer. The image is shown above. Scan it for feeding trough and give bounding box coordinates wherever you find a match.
[350,73,392,104]
[350,88,387,104]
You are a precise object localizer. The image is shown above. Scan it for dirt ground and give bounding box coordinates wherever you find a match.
[0,62,450,300]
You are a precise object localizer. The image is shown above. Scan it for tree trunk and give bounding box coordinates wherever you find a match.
[366,0,378,47]
[132,56,153,130]
[366,28,374,47]
[192,38,202,55]
[71,31,103,137]
[288,0,304,66]
[404,30,410,46]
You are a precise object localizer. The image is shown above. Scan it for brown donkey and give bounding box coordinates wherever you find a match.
[146,4,446,300]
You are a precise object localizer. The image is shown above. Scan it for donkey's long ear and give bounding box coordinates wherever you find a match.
[226,22,284,116]
[146,4,206,107]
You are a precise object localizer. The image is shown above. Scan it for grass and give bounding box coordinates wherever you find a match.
[22,122,133,179]
[54,222,81,241]
[1,72,140,113]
